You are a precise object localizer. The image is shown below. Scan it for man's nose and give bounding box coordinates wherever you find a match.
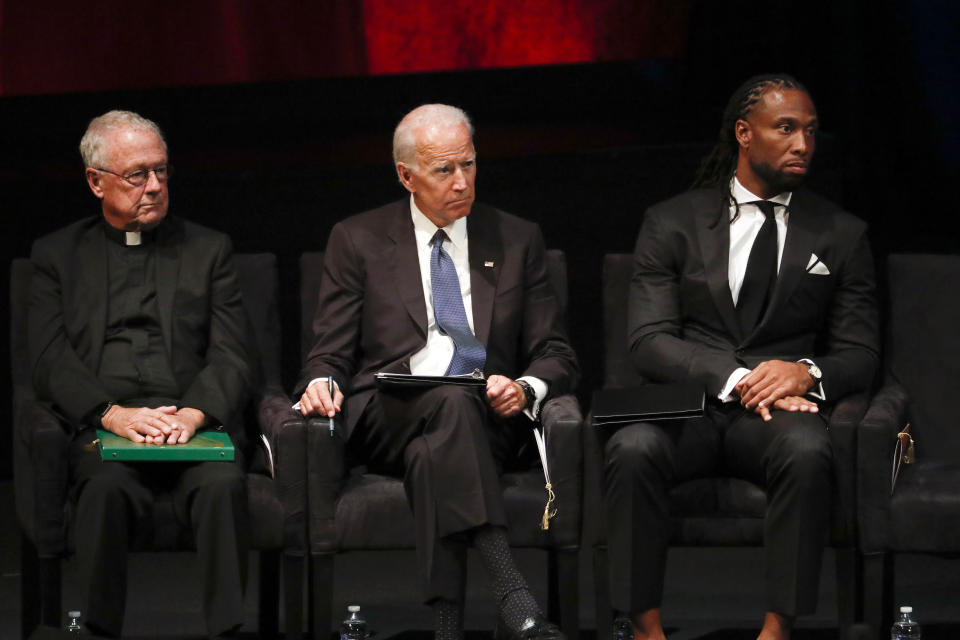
[452,167,467,191]
[144,168,163,192]
[792,131,813,155]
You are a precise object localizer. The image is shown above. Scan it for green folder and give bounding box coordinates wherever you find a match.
[96,429,235,462]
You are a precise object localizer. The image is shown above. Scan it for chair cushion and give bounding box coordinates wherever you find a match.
[336,473,416,549]
[334,470,563,550]
[889,460,960,552]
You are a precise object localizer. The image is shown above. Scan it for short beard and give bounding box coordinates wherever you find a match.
[750,158,807,195]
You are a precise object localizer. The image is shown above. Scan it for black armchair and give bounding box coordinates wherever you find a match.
[11,253,307,639]
[858,254,960,632]
[584,253,864,639]
[298,250,583,640]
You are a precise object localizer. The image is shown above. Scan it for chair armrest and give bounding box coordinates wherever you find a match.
[580,413,607,548]
[857,382,910,551]
[825,391,870,544]
[12,388,70,557]
[257,388,309,554]
[540,394,583,548]
[306,417,346,554]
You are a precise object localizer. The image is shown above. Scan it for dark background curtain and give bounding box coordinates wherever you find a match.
[1,0,957,478]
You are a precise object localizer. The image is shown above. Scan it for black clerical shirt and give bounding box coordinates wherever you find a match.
[96,224,180,405]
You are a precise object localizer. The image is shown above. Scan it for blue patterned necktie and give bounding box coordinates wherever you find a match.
[430,229,486,375]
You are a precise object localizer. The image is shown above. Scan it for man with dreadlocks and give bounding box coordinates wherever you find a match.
[603,75,879,640]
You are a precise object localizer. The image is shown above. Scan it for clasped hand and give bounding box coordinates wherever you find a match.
[735,360,818,422]
[297,374,528,419]
[101,405,206,444]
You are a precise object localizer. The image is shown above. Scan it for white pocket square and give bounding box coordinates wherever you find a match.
[806,253,831,275]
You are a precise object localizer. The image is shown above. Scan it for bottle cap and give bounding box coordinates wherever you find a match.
[900,606,913,613]
[68,611,81,617]
[348,605,360,612]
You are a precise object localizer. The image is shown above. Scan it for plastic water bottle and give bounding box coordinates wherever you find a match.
[341,605,368,640]
[891,605,921,639]
[66,610,82,634]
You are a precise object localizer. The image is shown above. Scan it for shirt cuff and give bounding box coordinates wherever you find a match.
[292,377,339,411]
[518,375,548,421]
[798,359,826,401]
[718,367,752,403]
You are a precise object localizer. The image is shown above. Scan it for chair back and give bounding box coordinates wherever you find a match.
[601,253,647,388]
[10,258,33,389]
[886,254,960,458]
[299,251,325,362]
[299,249,569,360]
[234,253,282,388]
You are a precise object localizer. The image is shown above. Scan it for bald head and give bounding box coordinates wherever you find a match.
[392,104,474,170]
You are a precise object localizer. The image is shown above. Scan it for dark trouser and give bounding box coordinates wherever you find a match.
[70,431,249,637]
[349,384,527,603]
[603,403,832,617]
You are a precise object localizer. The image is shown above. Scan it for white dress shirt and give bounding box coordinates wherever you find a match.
[718,177,825,403]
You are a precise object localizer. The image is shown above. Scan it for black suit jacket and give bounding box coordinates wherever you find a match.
[28,216,254,443]
[296,199,579,436]
[629,187,879,400]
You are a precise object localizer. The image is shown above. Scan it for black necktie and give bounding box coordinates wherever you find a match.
[737,200,779,335]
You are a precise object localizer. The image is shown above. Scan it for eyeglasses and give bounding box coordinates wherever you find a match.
[96,165,172,187]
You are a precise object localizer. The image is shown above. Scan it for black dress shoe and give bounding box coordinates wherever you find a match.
[494,614,566,640]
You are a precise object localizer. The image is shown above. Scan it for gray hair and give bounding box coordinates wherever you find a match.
[392,104,474,170]
[79,110,167,169]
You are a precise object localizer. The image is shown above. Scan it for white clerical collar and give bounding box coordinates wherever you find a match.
[410,194,468,250]
[730,175,792,220]
[125,232,142,246]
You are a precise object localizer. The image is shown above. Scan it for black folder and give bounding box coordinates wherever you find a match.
[591,382,705,426]
[375,371,486,388]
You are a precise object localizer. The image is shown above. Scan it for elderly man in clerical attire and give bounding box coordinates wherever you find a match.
[29,110,254,638]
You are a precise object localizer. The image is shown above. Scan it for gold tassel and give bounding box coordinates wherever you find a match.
[897,427,915,464]
[540,482,557,530]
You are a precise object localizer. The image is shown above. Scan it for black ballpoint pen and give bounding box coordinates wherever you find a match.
[328,376,335,437]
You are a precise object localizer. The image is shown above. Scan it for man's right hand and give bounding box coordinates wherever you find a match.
[298,379,344,417]
[101,405,179,444]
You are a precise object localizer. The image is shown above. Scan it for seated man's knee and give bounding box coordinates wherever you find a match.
[772,417,832,477]
[604,423,673,477]
[422,384,486,423]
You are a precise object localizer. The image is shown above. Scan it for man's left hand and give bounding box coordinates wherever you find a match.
[157,407,206,444]
[736,360,813,413]
[486,375,526,418]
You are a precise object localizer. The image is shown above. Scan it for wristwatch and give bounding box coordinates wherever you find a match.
[96,401,116,426]
[515,380,537,415]
[805,362,823,385]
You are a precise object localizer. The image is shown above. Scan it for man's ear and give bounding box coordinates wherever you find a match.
[85,168,105,199]
[396,162,416,193]
[734,119,751,150]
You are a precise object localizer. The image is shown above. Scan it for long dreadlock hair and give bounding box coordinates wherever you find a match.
[692,73,809,218]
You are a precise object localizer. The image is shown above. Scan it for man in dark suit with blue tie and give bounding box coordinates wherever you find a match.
[296,104,579,640]
[604,75,880,640]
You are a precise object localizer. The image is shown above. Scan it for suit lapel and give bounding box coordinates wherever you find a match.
[78,224,109,367]
[387,201,428,339]
[693,193,743,342]
[155,219,182,356]
[466,207,502,347]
